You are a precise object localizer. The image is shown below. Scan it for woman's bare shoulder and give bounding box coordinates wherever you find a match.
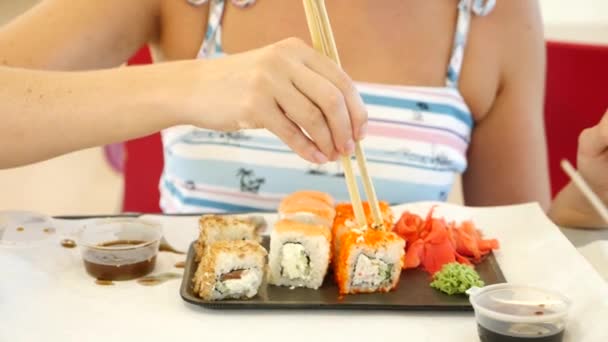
[0,0,163,69]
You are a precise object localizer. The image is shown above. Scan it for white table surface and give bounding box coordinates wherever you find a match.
[1,202,607,342]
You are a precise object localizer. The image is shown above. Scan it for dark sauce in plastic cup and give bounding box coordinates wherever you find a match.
[467,284,570,342]
[79,219,161,281]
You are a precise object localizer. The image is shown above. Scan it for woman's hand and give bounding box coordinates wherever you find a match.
[178,37,368,164]
[0,38,366,169]
[1,1,367,167]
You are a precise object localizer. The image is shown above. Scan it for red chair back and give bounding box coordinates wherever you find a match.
[544,41,608,196]
[122,47,164,213]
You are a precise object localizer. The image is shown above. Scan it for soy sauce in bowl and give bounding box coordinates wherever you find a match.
[468,284,570,342]
[478,322,564,342]
[79,219,162,281]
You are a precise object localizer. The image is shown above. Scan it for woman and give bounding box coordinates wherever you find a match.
[0,0,603,226]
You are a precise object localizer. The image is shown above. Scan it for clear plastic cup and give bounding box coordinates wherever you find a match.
[78,218,162,281]
[467,283,571,342]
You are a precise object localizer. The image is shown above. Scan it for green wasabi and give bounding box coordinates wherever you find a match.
[430,262,484,295]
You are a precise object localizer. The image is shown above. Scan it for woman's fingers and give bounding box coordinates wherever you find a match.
[274,81,337,159]
[288,60,355,156]
[226,37,369,162]
[262,102,328,164]
[288,39,369,141]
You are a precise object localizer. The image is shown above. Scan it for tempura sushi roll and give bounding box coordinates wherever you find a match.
[192,240,267,301]
[195,215,259,261]
[268,220,331,289]
[278,191,336,227]
[334,227,405,294]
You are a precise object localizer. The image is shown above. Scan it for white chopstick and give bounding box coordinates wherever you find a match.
[561,159,608,224]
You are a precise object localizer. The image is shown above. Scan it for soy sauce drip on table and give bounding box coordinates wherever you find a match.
[174,261,186,269]
[159,243,185,255]
[61,239,77,248]
[43,227,55,234]
[136,273,182,286]
[95,279,115,286]
[16,227,24,232]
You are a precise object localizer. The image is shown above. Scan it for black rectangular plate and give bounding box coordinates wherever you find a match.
[179,237,506,310]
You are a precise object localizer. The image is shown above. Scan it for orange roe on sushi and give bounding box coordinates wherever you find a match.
[331,202,405,295]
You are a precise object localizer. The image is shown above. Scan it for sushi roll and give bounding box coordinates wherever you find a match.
[332,202,405,295]
[192,240,267,301]
[334,226,405,294]
[332,201,394,263]
[278,191,336,227]
[268,219,331,289]
[195,215,259,262]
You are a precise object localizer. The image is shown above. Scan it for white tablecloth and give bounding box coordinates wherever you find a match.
[1,202,607,342]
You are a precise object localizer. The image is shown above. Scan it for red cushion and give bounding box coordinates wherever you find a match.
[544,41,608,196]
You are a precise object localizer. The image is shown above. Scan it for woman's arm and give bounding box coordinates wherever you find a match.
[0,64,185,169]
[0,38,368,169]
[463,0,551,210]
[549,110,608,229]
[0,1,367,169]
[0,0,161,70]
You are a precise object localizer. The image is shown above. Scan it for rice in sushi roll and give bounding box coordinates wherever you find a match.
[195,215,259,261]
[268,219,331,289]
[192,240,267,300]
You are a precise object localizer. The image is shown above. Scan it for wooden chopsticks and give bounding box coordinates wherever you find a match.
[302,0,383,229]
[561,159,608,224]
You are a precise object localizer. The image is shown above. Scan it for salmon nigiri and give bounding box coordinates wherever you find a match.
[279,191,336,226]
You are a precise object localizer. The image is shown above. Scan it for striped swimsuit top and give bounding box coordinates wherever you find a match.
[159,0,495,213]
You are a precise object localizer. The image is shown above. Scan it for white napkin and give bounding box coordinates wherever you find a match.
[578,240,608,282]
[2,203,607,342]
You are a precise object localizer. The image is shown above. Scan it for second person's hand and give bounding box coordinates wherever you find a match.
[577,109,608,204]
